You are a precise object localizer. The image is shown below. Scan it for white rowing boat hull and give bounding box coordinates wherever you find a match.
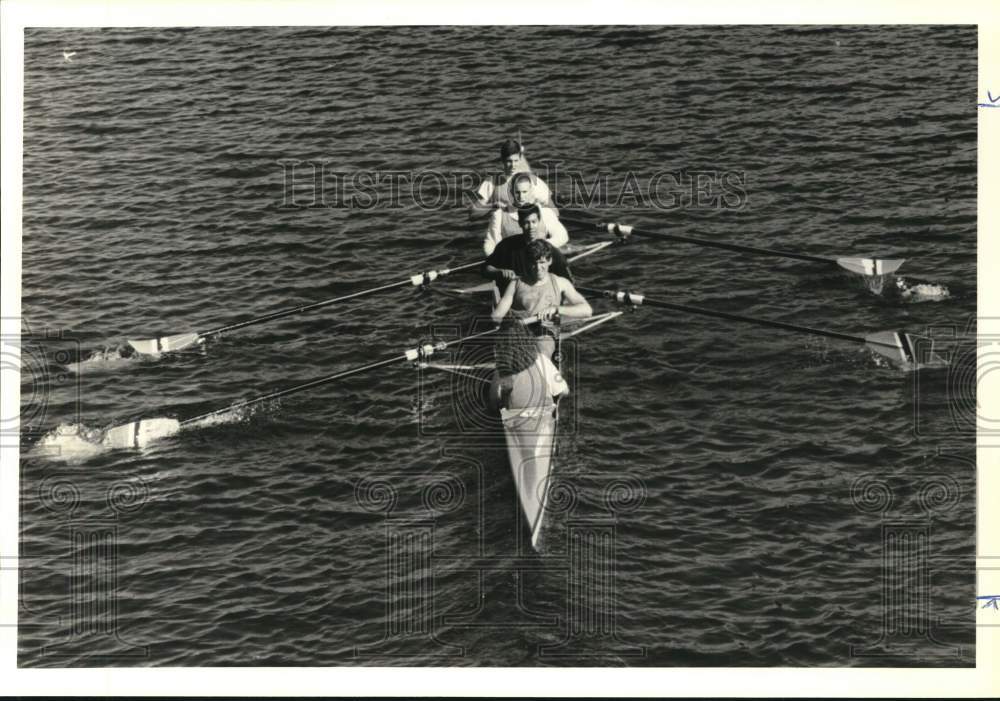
[462,276,619,551]
[494,286,563,551]
[500,403,557,551]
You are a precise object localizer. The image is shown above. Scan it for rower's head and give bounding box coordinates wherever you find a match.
[517,204,543,238]
[499,139,524,175]
[510,172,535,207]
[524,238,553,280]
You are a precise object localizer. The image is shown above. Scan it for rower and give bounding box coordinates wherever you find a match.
[482,173,568,255]
[482,204,574,290]
[469,138,552,219]
[491,238,592,361]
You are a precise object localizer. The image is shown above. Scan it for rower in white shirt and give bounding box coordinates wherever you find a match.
[470,139,552,219]
[483,172,568,256]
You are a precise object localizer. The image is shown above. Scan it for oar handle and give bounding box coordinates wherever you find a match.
[560,213,835,266]
[577,287,867,346]
[203,260,482,338]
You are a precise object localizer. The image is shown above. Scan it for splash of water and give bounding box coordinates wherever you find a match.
[184,398,280,430]
[862,274,891,295]
[895,277,951,303]
[65,343,141,374]
[31,416,185,462]
[866,345,950,372]
[30,422,111,463]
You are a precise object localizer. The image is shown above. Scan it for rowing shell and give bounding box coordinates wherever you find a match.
[498,309,621,549]
[502,399,557,550]
[443,283,561,550]
[493,273,565,550]
[437,242,621,549]
[496,246,620,549]
[417,319,558,549]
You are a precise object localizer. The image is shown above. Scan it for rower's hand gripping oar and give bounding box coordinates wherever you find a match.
[103,321,522,450]
[577,287,928,368]
[126,260,483,356]
[561,214,906,278]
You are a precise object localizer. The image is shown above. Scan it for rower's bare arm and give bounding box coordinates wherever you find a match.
[491,280,517,323]
[483,210,504,255]
[557,280,593,319]
[469,180,497,220]
[483,263,516,282]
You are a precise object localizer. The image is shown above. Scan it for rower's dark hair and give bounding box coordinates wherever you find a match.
[494,317,537,377]
[517,203,542,224]
[526,238,553,262]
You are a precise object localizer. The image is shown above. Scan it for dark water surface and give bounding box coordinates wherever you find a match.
[18,25,976,666]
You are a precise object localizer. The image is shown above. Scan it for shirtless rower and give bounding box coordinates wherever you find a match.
[482,173,568,255]
[482,204,574,289]
[469,139,552,219]
[491,238,592,361]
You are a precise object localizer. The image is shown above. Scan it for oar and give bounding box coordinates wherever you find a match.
[560,213,905,277]
[577,287,924,367]
[126,260,482,356]
[103,324,507,450]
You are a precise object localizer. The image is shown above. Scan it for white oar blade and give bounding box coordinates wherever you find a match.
[126,338,161,355]
[836,257,906,276]
[127,332,201,356]
[864,331,919,367]
[104,418,181,449]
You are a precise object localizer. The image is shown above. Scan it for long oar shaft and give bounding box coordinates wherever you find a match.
[561,213,833,265]
[206,280,408,336]
[577,287,868,345]
[180,354,408,425]
[204,260,482,337]
[180,326,500,426]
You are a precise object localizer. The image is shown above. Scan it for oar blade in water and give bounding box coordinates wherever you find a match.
[864,331,921,367]
[127,332,202,356]
[103,418,181,449]
[836,257,906,276]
